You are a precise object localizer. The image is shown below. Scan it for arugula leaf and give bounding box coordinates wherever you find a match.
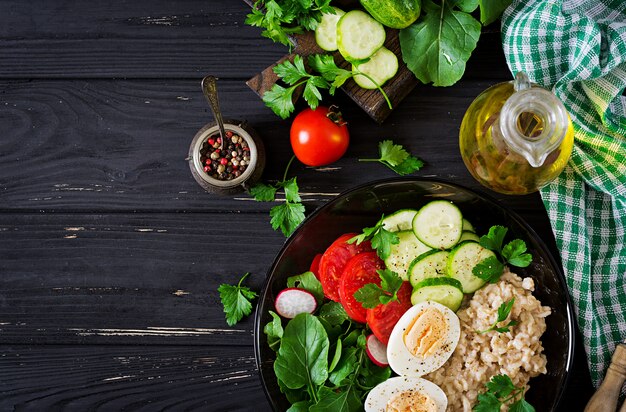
[287,271,324,302]
[479,225,508,252]
[249,182,277,202]
[309,386,361,412]
[479,0,512,26]
[473,256,505,283]
[399,0,481,86]
[359,140,424,176]
[329,346,358,386]
[217,272,258,326]
[476,298,518,334]
[474,374,535,412]
[348,215,399,260]
[328,339,343,373]
[501,239,532,267]
[274,313,330,390]
[264,310,283,351]
[270,202,306,237]
[318,301,349,326]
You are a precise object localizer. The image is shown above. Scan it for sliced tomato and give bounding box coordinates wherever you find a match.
[309,253,323,279]
[319,233,372,302]
[366,281,413,345]
[339,252,384,323]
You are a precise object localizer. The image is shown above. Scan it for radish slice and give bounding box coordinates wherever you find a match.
[275,288,317,319]
[366,334,389,367]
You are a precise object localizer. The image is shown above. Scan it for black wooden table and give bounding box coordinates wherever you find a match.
[0,1,595,410]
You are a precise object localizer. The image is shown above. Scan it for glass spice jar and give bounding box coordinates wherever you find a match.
[459,72,574,195]
[188,119,265,195]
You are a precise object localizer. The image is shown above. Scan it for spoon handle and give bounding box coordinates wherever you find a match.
[202,76,227,146]
[584,343,626,412]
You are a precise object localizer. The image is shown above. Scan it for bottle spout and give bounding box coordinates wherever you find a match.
[523,147,550,168]
[513,72,532,92]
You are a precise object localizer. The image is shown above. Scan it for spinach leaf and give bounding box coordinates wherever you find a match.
[329,346,358,386]
[310,386,361,412]
[318,301,349,325]
[274,313,330,390]
[328,339,343,373]
[264,310,283,352]
[278,377,307,404]
[287,271,324,302]
[479,0,512,25]
[287,400,312,412]
[399,0,481,86]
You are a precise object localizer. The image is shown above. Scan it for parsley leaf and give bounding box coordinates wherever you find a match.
[262,83,298,119]
[501,239,532,267]
[479,225,508,252]
[270,202,306,237]
[472,256,505,283]
[476,298,518,334]
[278,177,301,203]
[249,182,277,202]
[359,140,424,176]
[474,225,533,283]
[354,269,404,309]
[348,215,399,260]
[218,272,258,326]
[474,374,535,412]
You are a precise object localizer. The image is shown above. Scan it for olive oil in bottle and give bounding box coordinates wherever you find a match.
[459,72,574,195]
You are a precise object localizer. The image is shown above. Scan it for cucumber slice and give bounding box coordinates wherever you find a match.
[447,241,496,293]
[337,10,386,60]
[408,250,450,287]
[382,209,418,232]
[315,7,345,52]
[412,200,463,249]
[459,231,480,243]
[384,230,431,281]
[352,47,398,89]
[462,218,476,233]
[410,277,464,311]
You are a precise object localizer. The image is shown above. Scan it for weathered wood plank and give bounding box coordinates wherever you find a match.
[0,345,270,412]
[0,1,509,80]
[1,78,540,214]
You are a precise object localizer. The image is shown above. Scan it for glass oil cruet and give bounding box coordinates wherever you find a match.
[459,72,575,195]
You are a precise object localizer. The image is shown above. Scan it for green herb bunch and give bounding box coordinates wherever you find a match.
[474,374,535,412]
[473,225,533,284]
[245,0,334,48]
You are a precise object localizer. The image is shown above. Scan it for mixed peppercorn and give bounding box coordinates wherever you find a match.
[199,130,250,181]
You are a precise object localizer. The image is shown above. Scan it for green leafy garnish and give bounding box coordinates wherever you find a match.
[347,215,399,260]
[245,0,334,48]
[479,0,512,26]
[264,310,284,351]
[263,54,392,119]
[249,155,305,237]
[399,0,481,87]
[287,271,324,303]
[476,298,519,334]
[217,272,258,326]
[473,225,533,283]
[358,140,424,176]
[354,269,404,309]
[474,374,535,412]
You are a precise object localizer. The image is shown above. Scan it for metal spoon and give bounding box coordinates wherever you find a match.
[201,75,226,150]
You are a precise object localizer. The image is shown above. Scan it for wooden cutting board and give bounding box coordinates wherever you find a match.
[243,1,419,123]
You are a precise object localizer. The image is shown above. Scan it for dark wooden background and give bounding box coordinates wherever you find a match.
[0,1,594,410]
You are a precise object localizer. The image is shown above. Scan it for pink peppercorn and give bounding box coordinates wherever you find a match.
[220,158,228,165]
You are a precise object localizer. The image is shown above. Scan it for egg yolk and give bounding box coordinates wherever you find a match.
[386,390,437,412]
[403,308,448,358]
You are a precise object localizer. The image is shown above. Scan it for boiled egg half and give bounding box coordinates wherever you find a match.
[364,376,447,412]
[387,300,460,377]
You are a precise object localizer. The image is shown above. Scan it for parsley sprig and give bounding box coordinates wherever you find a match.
[474,374,535,412]
[354,269,404,309]
[472,226,533,284]
[358,140,424,176]
[263,54,392,119]
[249,155,306,237]
[218,272,258,326]
[347,215,399,260]
[245,0,334,48]
[476,298,519,334]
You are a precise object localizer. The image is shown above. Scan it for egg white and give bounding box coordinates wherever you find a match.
[364,376,447,412]
[386,301,460,377]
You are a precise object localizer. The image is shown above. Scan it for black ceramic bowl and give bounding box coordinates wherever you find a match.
[254,178,574,411]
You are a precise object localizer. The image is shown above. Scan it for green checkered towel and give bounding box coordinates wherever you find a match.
[502,0,626,389]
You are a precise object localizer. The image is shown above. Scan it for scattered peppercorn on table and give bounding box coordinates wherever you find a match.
[0,0,595,410]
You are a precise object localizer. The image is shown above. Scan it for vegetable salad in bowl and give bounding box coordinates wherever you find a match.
[254,178,574,412]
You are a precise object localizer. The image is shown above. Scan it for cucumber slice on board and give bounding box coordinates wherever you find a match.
[315,7,345,52]
[412,200,463,249]
[337,10,386,60]
[447,241,496,293]
[410,277,464,311]
[459,231,480,243]
[384,230,431,281]
[381,209,418,232]
[408,249,449,287]
[462,218,476,233]
[352,47,398,89]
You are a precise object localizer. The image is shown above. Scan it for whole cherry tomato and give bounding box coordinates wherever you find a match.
[290,106,349,167]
